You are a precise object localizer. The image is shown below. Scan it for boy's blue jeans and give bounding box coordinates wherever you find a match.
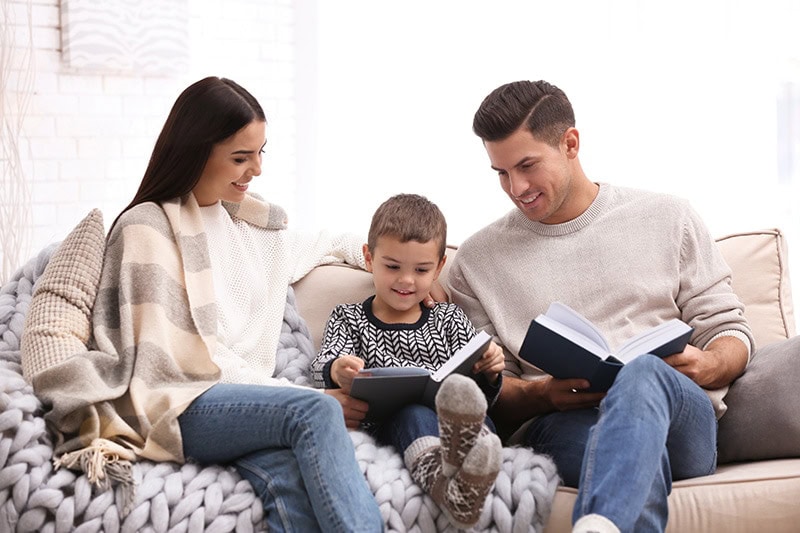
[178,383,383,533]
[370,404,497,453]
[524,355,717,532]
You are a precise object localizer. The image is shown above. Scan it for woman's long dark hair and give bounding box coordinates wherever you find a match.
[111,76,266,231]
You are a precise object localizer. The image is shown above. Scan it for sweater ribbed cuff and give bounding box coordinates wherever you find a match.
[703,329,753,362]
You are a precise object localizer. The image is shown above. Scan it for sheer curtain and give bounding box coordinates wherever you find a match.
[283,0,798,324]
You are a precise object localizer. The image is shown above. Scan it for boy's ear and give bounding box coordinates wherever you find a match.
[433,254,447,280]
[362,243,373,272]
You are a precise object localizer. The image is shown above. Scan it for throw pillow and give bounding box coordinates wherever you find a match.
[20,209,106,380]
[717,335,800,463]
[715,229,796,347]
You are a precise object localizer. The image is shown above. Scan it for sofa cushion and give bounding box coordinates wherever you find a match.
[20,209,105,380]
[715,229,796,347]
[717,335,800,463]
[710,229,800,463]
[545,458,800,532]
[297,232,796,355]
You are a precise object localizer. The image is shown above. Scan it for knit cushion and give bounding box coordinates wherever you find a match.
[20,208,105,379]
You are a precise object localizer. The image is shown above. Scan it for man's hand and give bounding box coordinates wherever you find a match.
[324,388,369,429]
[423,280,449,307]
[472,341,505,384]
[662,336,748,389]
[490,375,604,430]
[331,355,365,393]
[542,377,605,411]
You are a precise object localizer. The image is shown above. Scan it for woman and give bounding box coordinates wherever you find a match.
[57,77,383,532]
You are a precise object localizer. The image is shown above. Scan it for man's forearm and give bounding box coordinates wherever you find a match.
[703,335,749,389]
[489,375,552,428]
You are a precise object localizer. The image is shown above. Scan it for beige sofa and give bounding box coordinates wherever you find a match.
[293,228,800,532]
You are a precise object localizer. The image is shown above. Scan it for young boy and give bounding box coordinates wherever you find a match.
[311,193,505,529]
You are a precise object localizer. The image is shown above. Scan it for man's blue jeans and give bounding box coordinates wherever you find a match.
[524,355,717,532]
[178,384,383,533]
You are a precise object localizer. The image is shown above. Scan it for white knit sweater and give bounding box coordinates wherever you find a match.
[200,201,365,386]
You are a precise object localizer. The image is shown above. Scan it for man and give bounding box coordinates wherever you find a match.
[446,80,752,533]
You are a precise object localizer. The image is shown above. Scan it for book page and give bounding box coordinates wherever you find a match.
[545,302,610,352]
[358,367,430,377]
[536,314,611,360]
[615,319,692,363]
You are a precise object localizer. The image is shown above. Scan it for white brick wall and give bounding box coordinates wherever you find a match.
[1,0,298,282]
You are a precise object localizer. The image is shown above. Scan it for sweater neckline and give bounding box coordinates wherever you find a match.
[362,295,431,330]
[515,182,611,236]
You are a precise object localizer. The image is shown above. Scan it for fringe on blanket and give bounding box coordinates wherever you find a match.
[53,438,137,516]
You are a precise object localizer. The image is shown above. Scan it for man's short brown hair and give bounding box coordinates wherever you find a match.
[472,80,575,146]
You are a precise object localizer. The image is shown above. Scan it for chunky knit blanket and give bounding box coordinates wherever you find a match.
[1,245,560,532]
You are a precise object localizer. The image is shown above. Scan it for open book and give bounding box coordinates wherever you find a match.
[518,302,694,392]
[349,330,492,421]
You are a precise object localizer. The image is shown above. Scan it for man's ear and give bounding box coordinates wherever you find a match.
[562,127,580,158]
[363,243,374,272]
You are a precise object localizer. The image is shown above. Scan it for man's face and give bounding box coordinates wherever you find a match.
[484,127,578,224]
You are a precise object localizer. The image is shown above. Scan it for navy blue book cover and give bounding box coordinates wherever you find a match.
[350,331,492,420]
[518,309,693,392]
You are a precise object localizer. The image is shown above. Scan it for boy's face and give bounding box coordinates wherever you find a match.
[364,236,446,322]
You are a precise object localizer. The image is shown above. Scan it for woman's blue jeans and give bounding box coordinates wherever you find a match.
[178,383,383,533]
[524,355,717,532]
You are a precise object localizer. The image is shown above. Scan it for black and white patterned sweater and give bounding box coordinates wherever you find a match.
[311,296,500,404]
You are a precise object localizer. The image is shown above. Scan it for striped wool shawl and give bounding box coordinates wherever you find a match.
[31,193,351,497]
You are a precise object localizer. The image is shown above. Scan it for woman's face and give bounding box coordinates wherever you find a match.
[193,120,266,206]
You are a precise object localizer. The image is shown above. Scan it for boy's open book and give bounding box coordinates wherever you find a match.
[349,331,492,421]
[519,302,694,392]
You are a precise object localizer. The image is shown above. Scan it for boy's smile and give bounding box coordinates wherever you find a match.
[364,236,445,324]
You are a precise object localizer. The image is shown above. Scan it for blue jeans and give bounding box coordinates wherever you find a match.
[371,404,496,453]
[178,384,383,533]
[524,355,717,532]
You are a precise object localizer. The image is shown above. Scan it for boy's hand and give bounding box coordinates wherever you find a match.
[324,388,369,428]
[473,341,505,384]
[331,355,365,393]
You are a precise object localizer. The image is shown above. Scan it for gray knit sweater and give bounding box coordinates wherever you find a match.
[447,183,754,381]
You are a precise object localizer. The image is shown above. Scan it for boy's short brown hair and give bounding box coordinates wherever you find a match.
[367,194,447,259]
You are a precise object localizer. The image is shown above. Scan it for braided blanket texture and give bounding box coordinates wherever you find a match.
[0,245,560,532]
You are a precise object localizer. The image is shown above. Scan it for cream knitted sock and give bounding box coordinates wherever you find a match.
[435,373,488,477]
[408,433,502,529]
